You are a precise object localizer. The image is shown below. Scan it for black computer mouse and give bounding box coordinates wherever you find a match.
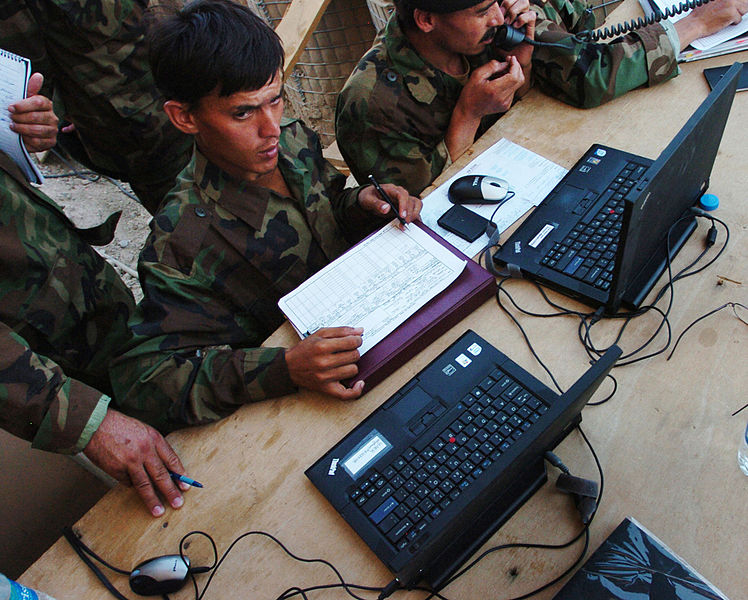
[448,175,511,204]
[129,555,190,596]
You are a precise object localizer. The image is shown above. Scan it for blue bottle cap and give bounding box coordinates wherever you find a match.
[699,193,719,211]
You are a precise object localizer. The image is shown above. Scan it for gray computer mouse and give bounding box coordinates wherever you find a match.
[129,555,190,596]
[448,175,511,204]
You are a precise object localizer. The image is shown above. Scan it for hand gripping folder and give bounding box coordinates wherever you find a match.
[345,222,497,391]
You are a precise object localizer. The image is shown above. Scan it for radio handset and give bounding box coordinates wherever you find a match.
[493,24,569,50]
[494,24,530,50]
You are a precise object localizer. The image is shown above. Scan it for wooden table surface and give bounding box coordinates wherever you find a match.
[22,9,747,600]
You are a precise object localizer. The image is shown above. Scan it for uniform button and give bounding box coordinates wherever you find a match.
[195,207,207,217]
[386,70,397,82]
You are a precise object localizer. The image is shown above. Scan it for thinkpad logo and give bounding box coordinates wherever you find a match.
[328,458,339,475]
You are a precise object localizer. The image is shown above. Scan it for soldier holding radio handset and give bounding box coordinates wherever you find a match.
[336,0,748,197]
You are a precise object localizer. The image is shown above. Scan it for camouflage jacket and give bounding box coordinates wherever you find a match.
[0,0,193,213]
[0,152,135,453]
[532,0,679,108]
[335,2,679,195]
[110,119,379,433]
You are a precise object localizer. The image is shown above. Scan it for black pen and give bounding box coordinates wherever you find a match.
[368,174,406,226]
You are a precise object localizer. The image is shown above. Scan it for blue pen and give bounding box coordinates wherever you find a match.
[169,470,203,488]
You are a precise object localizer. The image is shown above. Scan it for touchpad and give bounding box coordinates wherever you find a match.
[550,184,586,210]
[387,385,433,422]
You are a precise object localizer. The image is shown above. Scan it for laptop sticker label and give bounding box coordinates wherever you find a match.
[455,353,472,367]
[514,241,521,254]
[342,430,392,479]
[442,364,457,376]
[529,224,555,248]
[328,458,339,476]
[467,343,482,356]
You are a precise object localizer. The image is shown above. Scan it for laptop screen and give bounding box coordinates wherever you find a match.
[610,63,741,310]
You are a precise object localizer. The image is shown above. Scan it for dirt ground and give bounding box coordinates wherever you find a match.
[34,151,152,301]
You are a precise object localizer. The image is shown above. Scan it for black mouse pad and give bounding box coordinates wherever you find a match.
[704,62,748,92]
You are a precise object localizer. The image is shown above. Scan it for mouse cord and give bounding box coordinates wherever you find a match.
[62,527,131,600]
[179,529,382,600]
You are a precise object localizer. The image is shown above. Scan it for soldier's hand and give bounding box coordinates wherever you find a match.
[285,327,365,400]
[499,4,536,69]
[359,183,422,225]
[458,57,525,119]
[8,73,58,153]
[677,0,748,48]
[501,0,531,24]
[83,409,189,517]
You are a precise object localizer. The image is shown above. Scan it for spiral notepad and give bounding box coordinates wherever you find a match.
[0,48,43,184]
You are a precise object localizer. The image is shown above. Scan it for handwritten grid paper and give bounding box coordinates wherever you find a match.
[278,222,466,355]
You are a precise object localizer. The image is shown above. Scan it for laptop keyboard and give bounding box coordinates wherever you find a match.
[347,365,549,552]
[540,161,647,290]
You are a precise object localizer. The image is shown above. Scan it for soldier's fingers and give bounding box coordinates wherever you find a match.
[10,122,57,138]
[313,326,364,339]
[129,465,166,517]
[26,72,44,98]
[324,379,365,400]
[315,349,361,371]
[144,453,184,511]
[154,434,191,492]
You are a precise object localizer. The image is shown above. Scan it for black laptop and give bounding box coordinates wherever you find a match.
[306,330,620,589]
[492,62,741,313]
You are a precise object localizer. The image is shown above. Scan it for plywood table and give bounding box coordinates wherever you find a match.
[21,19,747,600]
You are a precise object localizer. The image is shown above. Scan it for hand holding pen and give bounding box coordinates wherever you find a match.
[169,470,203,488]
[364,175,422,226]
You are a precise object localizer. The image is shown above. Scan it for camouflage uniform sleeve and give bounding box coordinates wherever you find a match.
[531,0,679,108]
[289,118,386,243]
[336,70,450,197]
[0,322,109,454]
[110,261,297,434]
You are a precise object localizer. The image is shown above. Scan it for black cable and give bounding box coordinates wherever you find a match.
[181,530,380,600]
[496,210,730,372]
[668,302,748,360]
[417,428,606,600]
[574,0,714,41]
[61,527,131,600]
[62,527,130,574]
[45,147,140,202]
[586,372,618,406]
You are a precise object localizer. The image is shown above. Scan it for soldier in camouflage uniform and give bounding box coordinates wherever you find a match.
[0,0,193,213]
[109,0,421,433]
[0,150,190,517]
[336,0,748,196]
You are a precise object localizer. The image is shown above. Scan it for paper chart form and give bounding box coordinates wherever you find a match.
[278,222,466,355]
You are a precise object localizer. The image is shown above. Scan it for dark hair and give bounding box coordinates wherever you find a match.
[147,0,284,105]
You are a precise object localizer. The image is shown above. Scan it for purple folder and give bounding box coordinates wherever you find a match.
[346,222,497,392]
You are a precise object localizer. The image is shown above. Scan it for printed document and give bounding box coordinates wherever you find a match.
[0,48,43,184]
[421,138,567,257]
[278,222,466,355]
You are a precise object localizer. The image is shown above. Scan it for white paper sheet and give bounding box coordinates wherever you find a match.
[278,222,466,355]
[651,0,748,50]
[0,48,43,184]
[421,138,567,257]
